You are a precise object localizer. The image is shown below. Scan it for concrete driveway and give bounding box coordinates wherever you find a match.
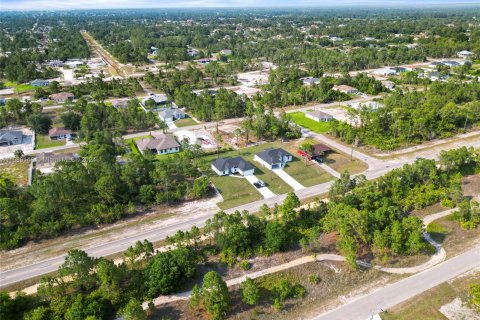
[244,175,276,198]
[272,168,305,191]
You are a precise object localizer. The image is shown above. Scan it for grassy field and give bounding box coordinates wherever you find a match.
[288,112,333,133]
[175,117,198,128]
[0,160,30,186]
[212,175,263,210]
[382,271,480,320]
[4,81,35,93]
[36,134,66,149]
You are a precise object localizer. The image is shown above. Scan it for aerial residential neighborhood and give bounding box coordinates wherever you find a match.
[0,4,479,320]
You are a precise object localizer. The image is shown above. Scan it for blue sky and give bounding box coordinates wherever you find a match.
[1,0,479,10]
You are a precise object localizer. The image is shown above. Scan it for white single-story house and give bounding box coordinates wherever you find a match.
[305,110,334,122]
[371,68,397,77]
[332,85,359,94]
[457,51,473,59]
[220,49,232,55]
[158,108,186,123]
[348,101,384,111]
[211,156,255,176]
[136,134,180,155]
[31,79,50,87]
[442,60,460,67]
[300,77,321,86]
[49,128,72,140]
[254,148,293,170]
[381,80,396,90]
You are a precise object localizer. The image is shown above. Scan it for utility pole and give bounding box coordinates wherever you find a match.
[463,115,468,132]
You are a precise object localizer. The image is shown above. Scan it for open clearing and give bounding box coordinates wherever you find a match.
[288,112,333,133]
[0,159,30,186]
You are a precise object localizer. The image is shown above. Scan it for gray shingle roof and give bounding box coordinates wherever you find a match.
[255,148,291,165]
[0,130,22,144]
[136,134,180,152]
[211,156,254,172]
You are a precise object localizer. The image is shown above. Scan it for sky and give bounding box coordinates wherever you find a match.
[1,0,479,10]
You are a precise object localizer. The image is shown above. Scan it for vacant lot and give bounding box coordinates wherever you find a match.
[287,112,332,133]
[324,151,368,175]
[382,270,480,320]
[0,159,30,186]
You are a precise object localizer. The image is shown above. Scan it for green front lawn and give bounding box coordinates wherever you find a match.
[36,134,66,149]
[283,156,333,187]
[211,175,263,210]
[287,112,333,133]
[175,117,198,128]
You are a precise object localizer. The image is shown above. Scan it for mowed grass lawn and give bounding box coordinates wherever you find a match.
[287,111,332,133]
[175,117,198,128]
[4,81,35,93]
[211,176,263,210]
[36,134,66,149]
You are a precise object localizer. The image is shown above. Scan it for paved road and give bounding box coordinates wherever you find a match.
[313,245,480,320]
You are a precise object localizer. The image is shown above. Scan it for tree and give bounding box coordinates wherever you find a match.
[120,299,147,320]
[145,248,197,297]
[14,149,24,159]
[199,271,230,320]
[61,112,82,131]
[264,221,288,253]
[58,250,95,290]
[299,139,315,165]
[27,113,51,135]
[241,277,260,306]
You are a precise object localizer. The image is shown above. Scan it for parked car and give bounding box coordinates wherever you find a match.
[253,182,264,188]
[257,180,266,187]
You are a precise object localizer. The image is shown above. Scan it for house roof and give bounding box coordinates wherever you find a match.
[313,144,332,154]
[31,79,49,85]
[49,92,74,100]
[0,130,22,143]
[158,108,185,120]
[333,85,358,92]
[255,148,291,165]
[49,128,72,137]
[305,110,333,119]
[211,156,255,172]
[136,134,180,152]
[144,94,168,105]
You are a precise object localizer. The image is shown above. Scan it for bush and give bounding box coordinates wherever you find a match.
[239,260,251,271]
[308,274,319,285]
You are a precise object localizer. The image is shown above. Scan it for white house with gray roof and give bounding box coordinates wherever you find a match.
[158,108,186,123]
[305,110,334,122]
[254,148,292,170]
[211,156,255,176]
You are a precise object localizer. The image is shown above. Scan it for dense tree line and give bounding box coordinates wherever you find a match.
[0,140,211,249]
[330,81,480,150]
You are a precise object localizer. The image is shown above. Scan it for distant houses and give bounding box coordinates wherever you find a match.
[348,101,384,111]
[220,49,232,55]
[254,148,292,170]
[211,156,255,176]
[0,130,22,146]
[31,79,50,87]
[305,110,334,122]
[300,77,321,86]
[49,92,74,103]
[332,85,359,94]
[135,134,180,155]
[457,50,473,59]
[49,128,72,140]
